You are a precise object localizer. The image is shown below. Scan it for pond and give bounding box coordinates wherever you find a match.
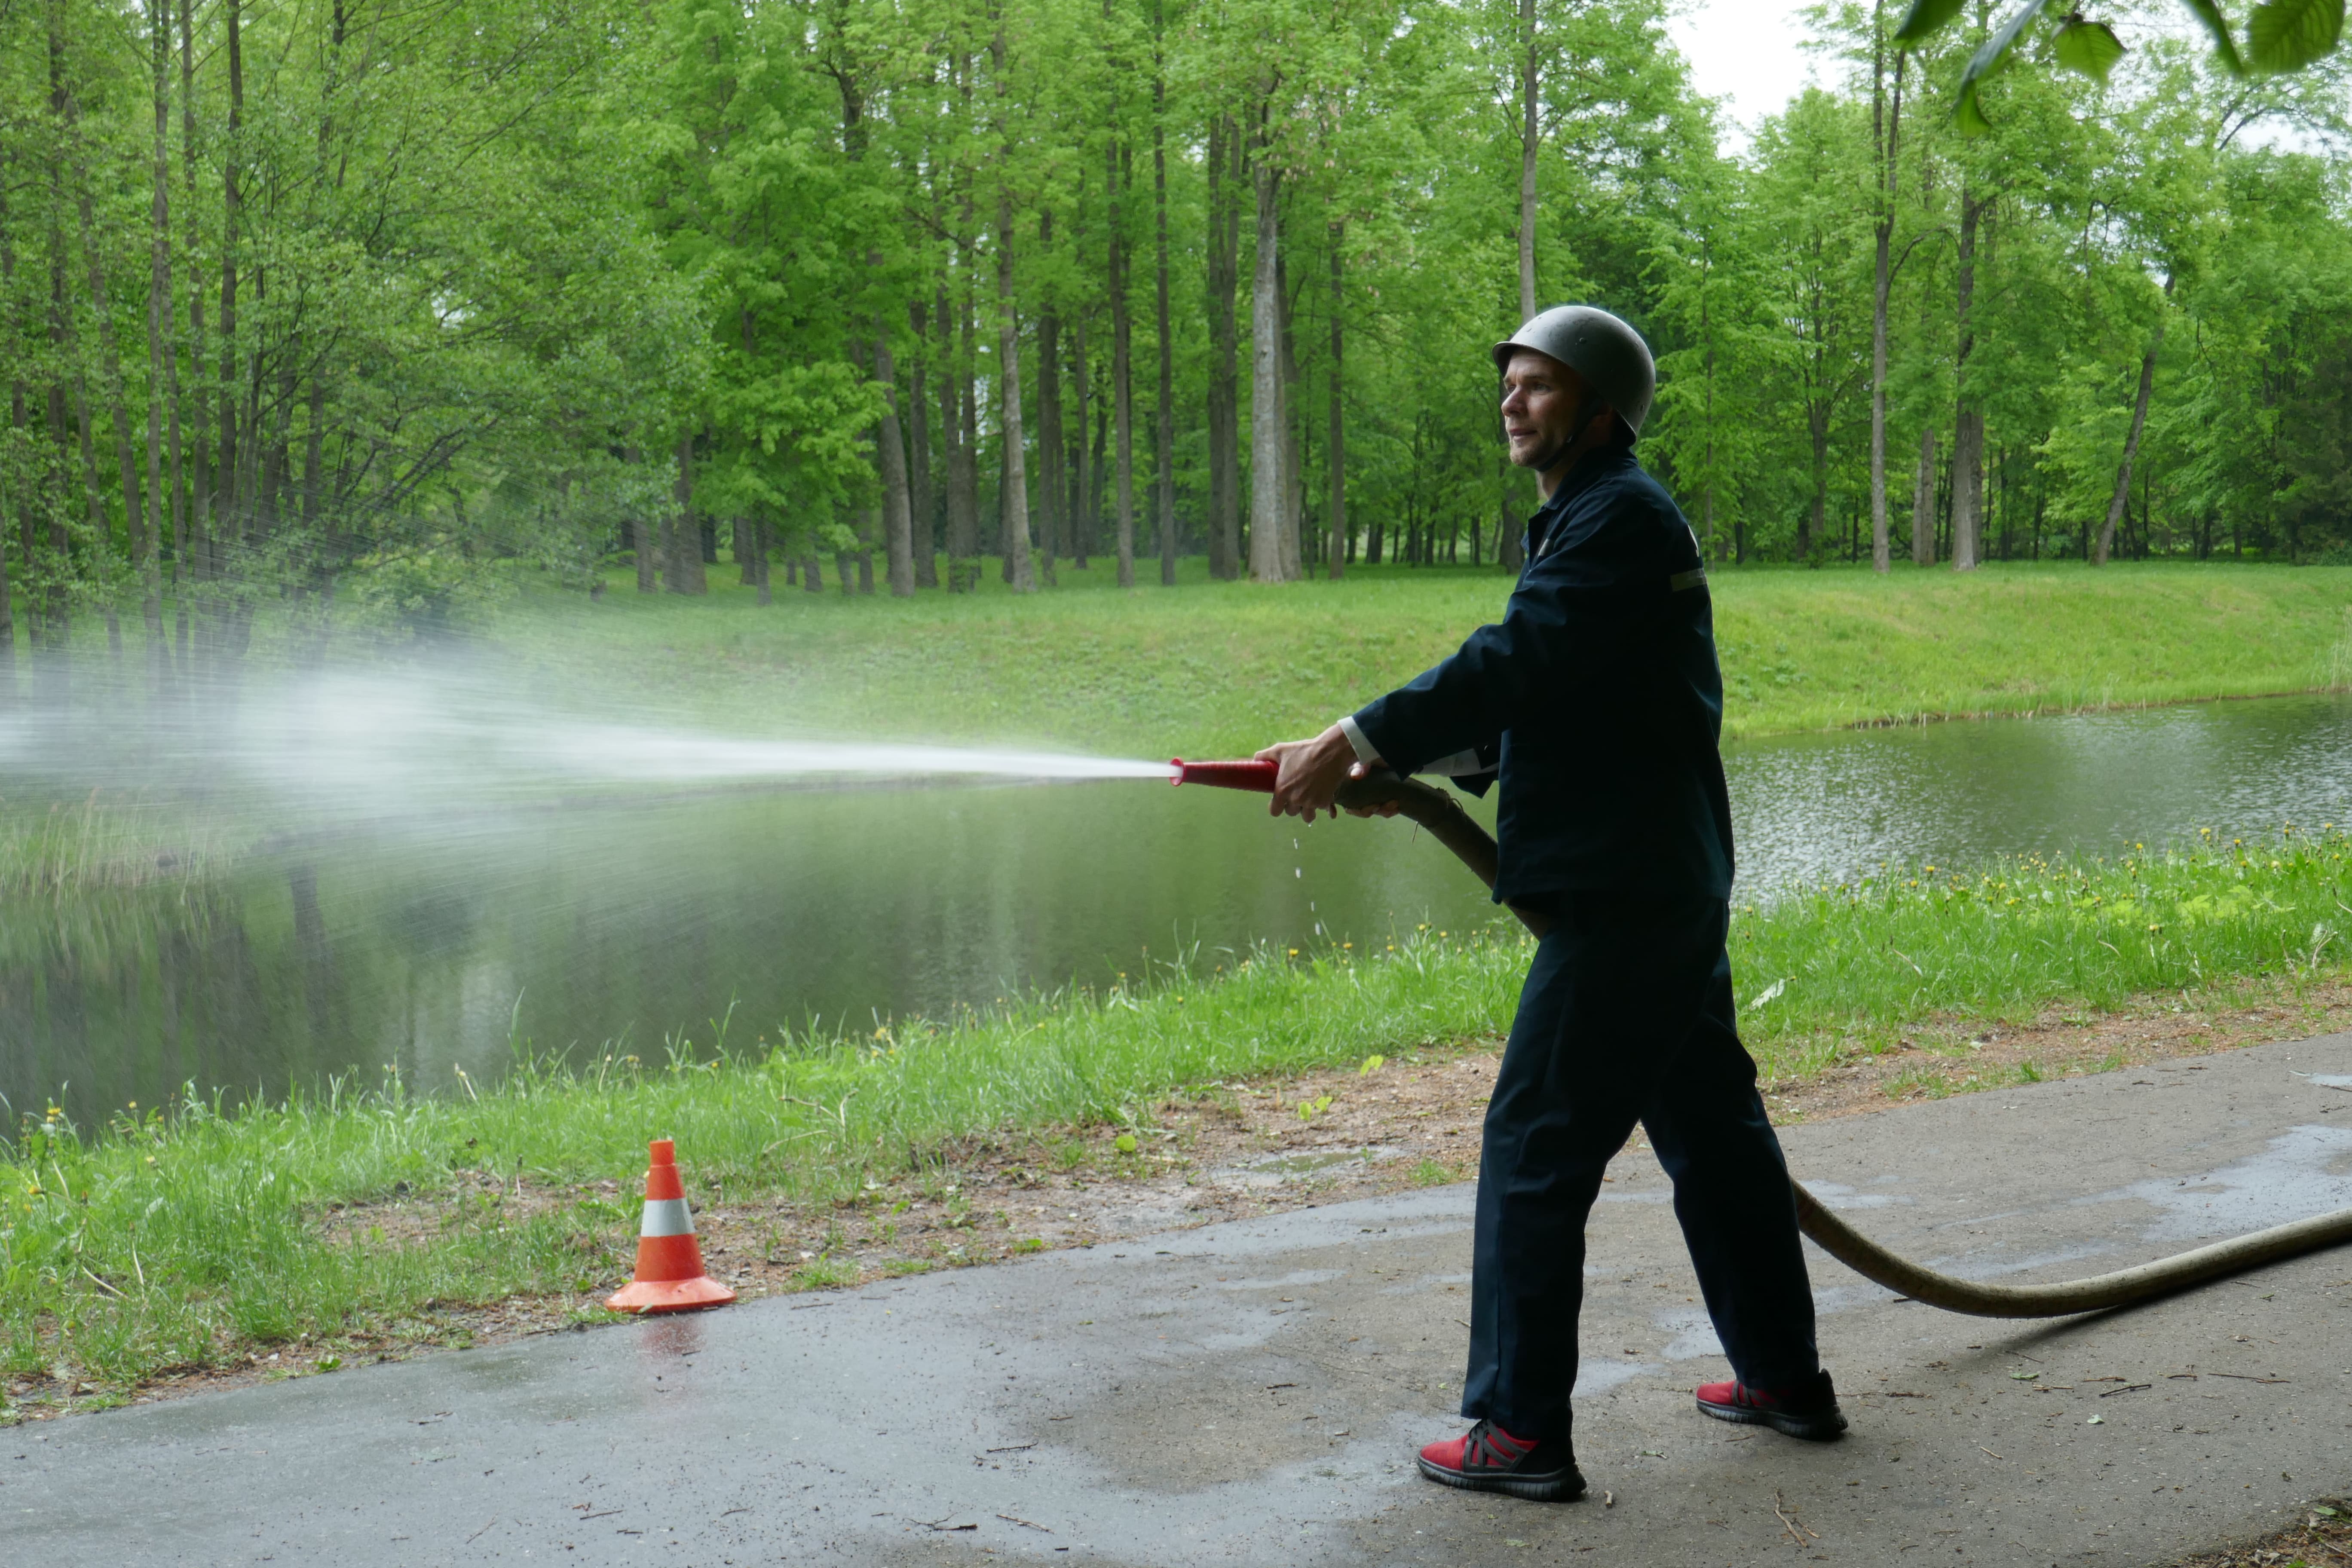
[6,692,2350,1122]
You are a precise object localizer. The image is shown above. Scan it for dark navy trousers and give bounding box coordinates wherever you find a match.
[1461,889,1820,1440]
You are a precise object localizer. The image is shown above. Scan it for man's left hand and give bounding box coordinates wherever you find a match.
[1256,726,1363,820]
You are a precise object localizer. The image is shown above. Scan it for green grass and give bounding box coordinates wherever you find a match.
[9,828,2350,1405]
[0,792,224,898]
[507,558,2352,756]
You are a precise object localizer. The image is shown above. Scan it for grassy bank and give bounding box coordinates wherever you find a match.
[509,559,2352,754]
[8,829,2349,1406]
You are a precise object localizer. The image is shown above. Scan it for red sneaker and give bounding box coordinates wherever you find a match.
[1694,1372,1847,1440]
[1415,1420,1586,1501]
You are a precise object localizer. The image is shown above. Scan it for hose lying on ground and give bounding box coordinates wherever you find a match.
[1326,766,2352,1319]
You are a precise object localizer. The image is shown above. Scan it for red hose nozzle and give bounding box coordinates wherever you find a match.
[1170,757,1278,792]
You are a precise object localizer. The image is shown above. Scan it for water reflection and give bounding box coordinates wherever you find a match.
[1730,693,2352,887]
[6,694,2349,1121]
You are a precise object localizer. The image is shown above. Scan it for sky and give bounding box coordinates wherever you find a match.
[1667,0,1828,144]
[1664,0,2333,154]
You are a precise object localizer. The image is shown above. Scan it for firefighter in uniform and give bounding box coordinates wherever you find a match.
[1257,306,1846,1503]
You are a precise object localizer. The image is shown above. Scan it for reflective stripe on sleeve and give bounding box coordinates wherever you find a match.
[1669,567,1708,592]
[1418,748,1488,778]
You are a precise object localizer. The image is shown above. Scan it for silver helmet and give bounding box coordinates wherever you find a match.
[1491,305,1656,437]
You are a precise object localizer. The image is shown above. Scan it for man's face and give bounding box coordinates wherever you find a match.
[1500,350,1595,473]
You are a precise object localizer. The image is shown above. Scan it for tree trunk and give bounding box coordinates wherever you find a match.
[0,510,11,698]
[40,13,73,675]
[1868,27,1903,575]
[907,300,937,586]
[0,172,16,696]
[1247,114,1288,582]
[217,0,242,550]
[1089,383,1108,563]
[260,321,293,550]
[1109,139,1136,588]
[1699,279,1719,562]
[1152,15,1178,586]
[68,64,146,587]
[1909,425,1936,566]
[1806,403,1828,565]
[948,267,981,589]
[2096,277,2172,567]
[7,108,34,675]
[53,55,106,561]
[1070,311,1093,567]
[624,447,655,591]
[1206,115,1241,580]
[1949,185,1985,572]
[47,17,92,679]
[1493,454,1513,575]
[875,332,916,596]
[177,0,205,646]
[1036,306,1064,574]
[1951,410,1984,570]
[993,126,1035,592]
[752,517,771,605]
[669,435,706,593]
[1517,0,1540,322]
[803,551,824,593]
[144,0,173,672]
[1326,222,1344,580]
[1276,251,1303,580]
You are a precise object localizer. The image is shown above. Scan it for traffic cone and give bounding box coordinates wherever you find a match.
[605,1138,737,1314]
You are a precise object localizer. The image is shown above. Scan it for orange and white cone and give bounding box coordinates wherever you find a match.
[605,1138,737,1314]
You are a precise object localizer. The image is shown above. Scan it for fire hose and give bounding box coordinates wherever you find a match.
[1171,757,2352,1317]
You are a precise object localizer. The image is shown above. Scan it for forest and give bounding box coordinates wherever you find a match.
[4,0,2352,675]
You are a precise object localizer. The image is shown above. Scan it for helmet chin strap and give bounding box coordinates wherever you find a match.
[1523,393,1603,481]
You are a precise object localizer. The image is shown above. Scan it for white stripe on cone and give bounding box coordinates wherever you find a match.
[639,1197,695,1238]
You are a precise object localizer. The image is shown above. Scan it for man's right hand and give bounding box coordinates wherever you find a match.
[1256,727,1404,821]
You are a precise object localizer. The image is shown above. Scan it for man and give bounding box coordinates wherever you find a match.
[1256,305,1843,1504]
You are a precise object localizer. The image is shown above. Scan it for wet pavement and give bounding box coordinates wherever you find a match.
[13,1032,2352,1567]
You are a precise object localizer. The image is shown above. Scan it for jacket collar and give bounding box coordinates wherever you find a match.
[1527,445,1635,555]
[1540,444,1633,514]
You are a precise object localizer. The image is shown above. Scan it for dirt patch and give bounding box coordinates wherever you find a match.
[2170,1499,2352,1568]
[1762,977,2352,1124]
[11,972,2351,1441]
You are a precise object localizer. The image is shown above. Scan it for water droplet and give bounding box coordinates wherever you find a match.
[1295,867,1303,879]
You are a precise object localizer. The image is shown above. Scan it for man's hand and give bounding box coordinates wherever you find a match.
[1256,726,1399,821]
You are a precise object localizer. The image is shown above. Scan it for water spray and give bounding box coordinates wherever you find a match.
[1169,757,2352,1317]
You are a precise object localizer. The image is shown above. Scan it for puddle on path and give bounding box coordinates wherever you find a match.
[1202,1145,1408,1190]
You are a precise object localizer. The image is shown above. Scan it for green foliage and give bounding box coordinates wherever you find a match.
[1739,830,2352,1049]
[1955,0,2061,135]
[343,547,514,646]
[1900,0,2250,88]
[1894,0,1969,42]
[2053,19,2127,83]
[2250,0,2348,73]
[8,0,2352,646]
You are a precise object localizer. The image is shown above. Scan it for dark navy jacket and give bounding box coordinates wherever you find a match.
[1350,446,1734,903]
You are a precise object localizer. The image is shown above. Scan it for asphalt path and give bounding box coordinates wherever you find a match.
[12,1032,2352,1567]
